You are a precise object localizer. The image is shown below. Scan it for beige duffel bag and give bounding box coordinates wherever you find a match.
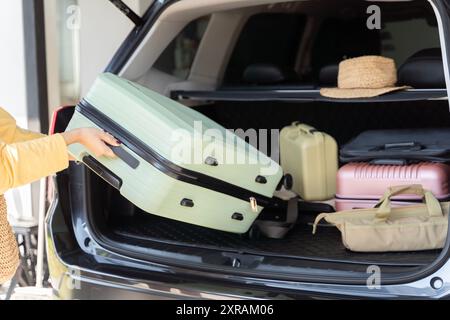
[0,195,19,284]
[313,185,449,252]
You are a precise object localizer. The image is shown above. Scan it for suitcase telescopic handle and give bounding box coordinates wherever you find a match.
[108,144,140,169]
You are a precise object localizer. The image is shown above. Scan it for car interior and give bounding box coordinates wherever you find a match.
[54,0,450,281]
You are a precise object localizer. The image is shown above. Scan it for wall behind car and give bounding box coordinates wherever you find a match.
[78,0,153,97]
[0,1,42,224]
[45,0,153,111]
[0,0,153,225]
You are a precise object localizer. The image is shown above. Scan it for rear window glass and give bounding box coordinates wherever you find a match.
[153,16,210,79]
[380,18,440,66]
[223,0,440,87]
[311,7,439,80]
[224,13,307,86]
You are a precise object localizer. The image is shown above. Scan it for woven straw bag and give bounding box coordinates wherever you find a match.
[0,195,19,284]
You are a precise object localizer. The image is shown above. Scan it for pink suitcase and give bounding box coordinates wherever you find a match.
[335,162,450,211]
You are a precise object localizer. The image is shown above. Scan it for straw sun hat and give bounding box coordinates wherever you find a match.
[320,56,410,99]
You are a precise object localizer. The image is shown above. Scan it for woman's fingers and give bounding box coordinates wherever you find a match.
[101,131,121,147]
[103,144,117,158]
[92,142,116,159]
[100,132,120,159]
[67,128,122,159]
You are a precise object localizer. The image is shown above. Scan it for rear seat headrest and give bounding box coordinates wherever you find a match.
[398,48,445,88]
[319,64,339,86]
[242,64,296,85]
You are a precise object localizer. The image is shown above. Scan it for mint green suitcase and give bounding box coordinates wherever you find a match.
[65,73,283,233]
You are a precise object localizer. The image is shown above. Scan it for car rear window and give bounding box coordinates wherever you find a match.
[380,17,440,66]
[311,7,439,81]
[222,0,440,87]
[153,16,210,79]
[224,13,307,86]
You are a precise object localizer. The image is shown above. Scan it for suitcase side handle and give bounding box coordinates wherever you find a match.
[291,122,317,135]
[108,144,140,169]
[369,159,408,165]
[82,156,123,190]
[381,142,423,151]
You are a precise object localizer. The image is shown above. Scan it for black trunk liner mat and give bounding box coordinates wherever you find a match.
[99,101,450,268]
[110,213,441,267]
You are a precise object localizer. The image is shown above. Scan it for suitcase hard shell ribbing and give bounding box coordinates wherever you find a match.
[335,162,450,211]
[65,73,283,233]
[280,123,338,201]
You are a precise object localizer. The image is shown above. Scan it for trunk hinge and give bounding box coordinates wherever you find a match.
[108,0,143,26]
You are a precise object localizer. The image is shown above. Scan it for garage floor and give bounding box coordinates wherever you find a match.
[0,285,52,300]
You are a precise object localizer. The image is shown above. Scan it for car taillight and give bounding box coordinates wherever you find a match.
[49,106,76,135]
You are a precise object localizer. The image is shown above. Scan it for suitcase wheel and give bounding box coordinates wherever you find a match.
[276,174,293,191]
[241,225,261,240]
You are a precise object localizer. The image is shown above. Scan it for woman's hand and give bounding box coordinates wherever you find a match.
[61,128,120,159]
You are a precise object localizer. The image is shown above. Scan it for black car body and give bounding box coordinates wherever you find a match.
[47,0,450,299]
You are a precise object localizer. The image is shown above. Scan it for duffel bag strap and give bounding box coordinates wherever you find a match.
[374,184,443,222]
[312,212,331,235]
[256,197,298,239]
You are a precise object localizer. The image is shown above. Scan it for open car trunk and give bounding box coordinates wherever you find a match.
[81,98,450,273]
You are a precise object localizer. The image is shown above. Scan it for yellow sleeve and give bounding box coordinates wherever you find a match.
[0,107,45,143]
[0,134,69,195]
